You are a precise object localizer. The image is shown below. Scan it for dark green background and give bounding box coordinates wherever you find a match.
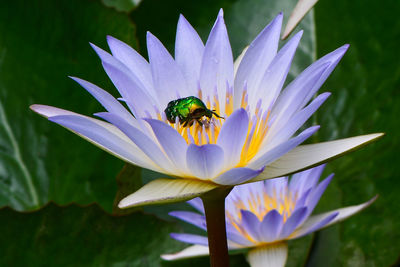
[0,0,398,266]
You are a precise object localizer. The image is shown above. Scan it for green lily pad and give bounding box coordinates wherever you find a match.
[0,0,137,211]
[0,203,179,266]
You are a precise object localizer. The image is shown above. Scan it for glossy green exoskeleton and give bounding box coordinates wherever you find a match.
[164,96,224,127]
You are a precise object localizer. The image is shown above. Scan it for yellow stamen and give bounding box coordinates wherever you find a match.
[226,186,297,245]
[240,90,248,109]
[158,89,271,167]
[225,89,234,116]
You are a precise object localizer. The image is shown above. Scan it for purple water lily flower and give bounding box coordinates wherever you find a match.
[30,10,382,207]
[163,165,376,266]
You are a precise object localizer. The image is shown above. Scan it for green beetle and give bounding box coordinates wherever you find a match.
[164,96,224,127]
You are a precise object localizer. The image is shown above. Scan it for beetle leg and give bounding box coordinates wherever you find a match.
[212,110,225,120]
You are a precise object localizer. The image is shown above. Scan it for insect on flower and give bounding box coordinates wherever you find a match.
[164,96,224,127]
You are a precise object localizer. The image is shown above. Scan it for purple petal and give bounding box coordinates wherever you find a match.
[289,164,326,195]
[293,196,377,239]
[293,188,312,211]
[175,14,204,95]
[90,43,155,116]
[241,210,262,241]
[265,177,288,197]
[267,92,330,146]
[102,61,156,118]
[290,212,338,239]
[213,166,264,185]
[300,45,350,107]
[252,31,303,112]
[145,119,188,173]
[279,207,308,239]
[47,114,155,170]
[170,233,209,246]
[225,182,264,217]
[271,45,349,129]
[200,10,234,114]
[249,125,320,169]
[96,113,174,173]
[187,198,204,213]
[106,35,155,98]
[69,77,135,123]
[90,42,116,64]
[226,228,254,247]
[269,64,329,138]
[259,210,284,242]
[147,32,188,106]
[217,108,249,168]
[234,13,282,109]
[186,144,224,179]
[305,174,334,215]
[169,211,207,230]
[31,104,77,117]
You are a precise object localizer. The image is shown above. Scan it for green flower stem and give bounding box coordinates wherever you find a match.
[201,186,233,267]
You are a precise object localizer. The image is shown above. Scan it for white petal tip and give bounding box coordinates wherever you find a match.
[161,245,210,261]
[369,132,385,139]
[30,104,67,118]
[254,133,385,182]
[367,194,379,205]
[118,178,218,209]
[293,194,380,238]
[282,0,319,40]
[160,255,174,261]
[118,200,129,209]
[30,104,41,113]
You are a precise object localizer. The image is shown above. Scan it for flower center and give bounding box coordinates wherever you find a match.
[158,88,271,166]
[226,188,297,244]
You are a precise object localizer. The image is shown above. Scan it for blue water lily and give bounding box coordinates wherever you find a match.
[31,10,382,207]
[163,165,376,266]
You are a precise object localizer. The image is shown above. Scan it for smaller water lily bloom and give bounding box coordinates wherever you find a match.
[162,165,377,267]
[30,9,383,208]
